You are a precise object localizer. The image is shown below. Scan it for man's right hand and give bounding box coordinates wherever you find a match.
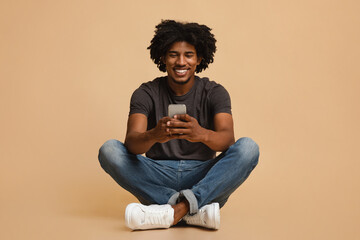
[150,116,174,143]
[125,114,181,154]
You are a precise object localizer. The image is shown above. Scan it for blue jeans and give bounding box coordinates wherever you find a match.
[98,137,259,214]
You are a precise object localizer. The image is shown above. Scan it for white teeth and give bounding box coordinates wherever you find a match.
[175,69,187,73]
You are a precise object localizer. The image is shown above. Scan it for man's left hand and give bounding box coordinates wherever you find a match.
[166,114,208,143]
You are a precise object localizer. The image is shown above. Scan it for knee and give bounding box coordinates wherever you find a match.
[231,137,260,167]
[98,139,127,168]
[99,139,123,158]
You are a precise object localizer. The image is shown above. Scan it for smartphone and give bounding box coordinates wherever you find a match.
[168,104,186,118]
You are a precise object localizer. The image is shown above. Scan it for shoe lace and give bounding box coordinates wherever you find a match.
[185,209,205,225]
[144,208,171,226]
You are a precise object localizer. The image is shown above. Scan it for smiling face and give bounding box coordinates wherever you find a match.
[163,41,202,86]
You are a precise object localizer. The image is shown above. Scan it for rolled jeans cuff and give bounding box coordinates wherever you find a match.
[167,189,198,215]
[167,192,180,206]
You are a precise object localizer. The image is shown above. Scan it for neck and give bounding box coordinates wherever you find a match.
[167,75,196,96]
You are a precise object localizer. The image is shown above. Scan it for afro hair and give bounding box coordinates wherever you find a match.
[147,20,217,73]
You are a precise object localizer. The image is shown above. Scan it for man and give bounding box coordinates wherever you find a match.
[98,20,259,230]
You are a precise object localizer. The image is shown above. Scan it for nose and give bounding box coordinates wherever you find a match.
[176,54,186,66]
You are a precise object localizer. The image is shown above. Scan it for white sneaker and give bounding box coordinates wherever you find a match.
[125,203,174,230]
[182,202,220,229]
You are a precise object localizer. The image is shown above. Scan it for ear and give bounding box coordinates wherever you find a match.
[197,57,203,65]
[161,55,167,64]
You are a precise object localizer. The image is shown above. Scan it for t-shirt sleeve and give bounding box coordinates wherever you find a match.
[209,85,232,115]
[129,87,153,117]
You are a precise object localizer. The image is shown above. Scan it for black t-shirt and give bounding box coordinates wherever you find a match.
[129,76,232,160]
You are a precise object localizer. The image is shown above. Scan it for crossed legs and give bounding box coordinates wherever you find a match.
[98,137,259,229]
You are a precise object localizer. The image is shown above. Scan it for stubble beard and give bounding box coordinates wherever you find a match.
[169,75,192,85]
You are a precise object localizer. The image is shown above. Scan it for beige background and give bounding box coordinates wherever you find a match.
[1,0,359,239]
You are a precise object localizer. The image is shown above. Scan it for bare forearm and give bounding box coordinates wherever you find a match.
[125,115,174,155]
[124,130,157,155]
[200,129,235,152]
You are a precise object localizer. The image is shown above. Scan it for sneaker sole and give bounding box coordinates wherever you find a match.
[212,202,220,230]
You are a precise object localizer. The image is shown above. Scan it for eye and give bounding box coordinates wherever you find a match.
[168,52,178,58]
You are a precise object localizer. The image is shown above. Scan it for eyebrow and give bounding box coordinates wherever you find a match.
[168,50,195,54]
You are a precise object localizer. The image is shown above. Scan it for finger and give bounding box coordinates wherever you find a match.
[160,116,172,123]
[165,128,174,138]
[174,114,191,122]
[166,119,180,127]
[174,133,189,140]
[169,128,191,135]
[167,120,189,128]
